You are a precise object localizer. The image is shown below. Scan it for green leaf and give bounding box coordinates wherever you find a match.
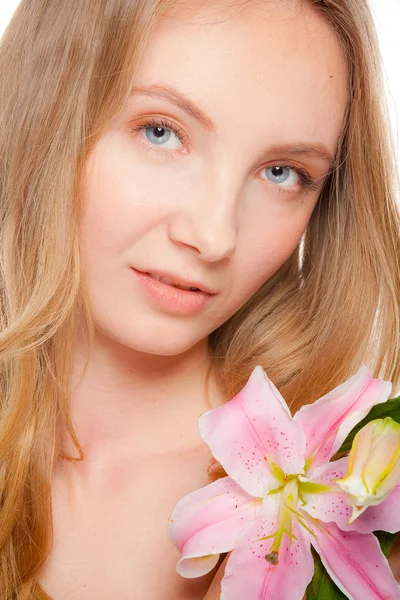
[338,397,400,453]
[305,533,399,599]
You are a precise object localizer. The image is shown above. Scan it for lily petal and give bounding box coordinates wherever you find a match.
[168,476,259,577]
[294,364,391,470]
[306,456,350,484]
[220,504,314,600]
[305,462,400,535]
[302,457,353,530]
[344,483,400,534]
[309,520,400,600]
[199,365,306,497]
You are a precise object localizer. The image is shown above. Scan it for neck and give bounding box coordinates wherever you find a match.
[58,329,220,470]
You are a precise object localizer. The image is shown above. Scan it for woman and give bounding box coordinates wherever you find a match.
[0,0,399,598]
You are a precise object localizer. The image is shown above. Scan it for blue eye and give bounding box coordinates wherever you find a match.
[261,165,319,192]
[131,117,186,151]
[263,166,300,187]
[145,126,174,146]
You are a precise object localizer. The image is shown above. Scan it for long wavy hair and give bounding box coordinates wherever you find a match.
[0,0,399,597]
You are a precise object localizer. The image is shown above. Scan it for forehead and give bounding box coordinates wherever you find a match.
[132,0,348,152]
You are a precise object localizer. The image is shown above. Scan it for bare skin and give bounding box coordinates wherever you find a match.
[39,439,219,599]
[37,0,350,597]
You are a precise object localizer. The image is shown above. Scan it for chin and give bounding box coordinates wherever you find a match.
[93,319,209,357]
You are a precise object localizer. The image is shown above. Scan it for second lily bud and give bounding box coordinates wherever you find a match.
[336,417,400,523]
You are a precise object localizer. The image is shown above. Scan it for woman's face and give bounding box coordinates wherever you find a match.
[79,0,348,356]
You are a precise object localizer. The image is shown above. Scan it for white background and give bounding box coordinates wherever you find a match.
[0,1,399,163]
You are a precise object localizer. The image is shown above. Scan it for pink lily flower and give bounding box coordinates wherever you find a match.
[168,364,400,600]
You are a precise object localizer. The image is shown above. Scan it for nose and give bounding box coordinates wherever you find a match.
[167,176,239,262]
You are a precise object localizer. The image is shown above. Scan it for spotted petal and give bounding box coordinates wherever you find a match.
[342,483,400,535]
[294,364,392,470]
[302,457,353,530]
[219,503,314,600]
[303,458,400,535]
[168,476,259,577]
[309,520,400,600]
[199,365,306,497]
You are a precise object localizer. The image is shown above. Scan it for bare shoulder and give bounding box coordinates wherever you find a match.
[38,443,220,600]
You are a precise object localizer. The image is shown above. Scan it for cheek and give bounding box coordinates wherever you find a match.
[78,133,189,266]
[79,148,161,267]
[229,215,309,306]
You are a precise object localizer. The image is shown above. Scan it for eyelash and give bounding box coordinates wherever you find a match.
[131,117,188,146]
[130,117,319,194]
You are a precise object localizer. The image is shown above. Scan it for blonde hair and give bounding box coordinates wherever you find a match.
[0,0,399,597]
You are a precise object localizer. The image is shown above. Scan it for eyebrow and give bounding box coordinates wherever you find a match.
[130,83,217,132]
[130,83,334,164]
[266,143,334,165]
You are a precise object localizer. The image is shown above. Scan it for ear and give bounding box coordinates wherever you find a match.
[203,552,231,600]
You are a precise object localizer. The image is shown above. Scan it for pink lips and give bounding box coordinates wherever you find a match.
[138,268,216,294]
[131,268,214,314]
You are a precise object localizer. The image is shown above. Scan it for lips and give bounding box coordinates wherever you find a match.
[146,272,200,291]
[133,268,217,295]
[132,268,213,313]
